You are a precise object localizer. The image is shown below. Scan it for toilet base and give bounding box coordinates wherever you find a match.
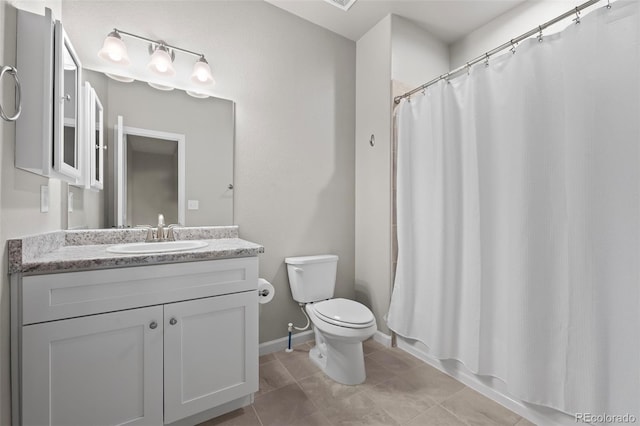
[309,328,366,385]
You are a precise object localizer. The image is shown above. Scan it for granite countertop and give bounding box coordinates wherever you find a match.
[9,226,264,275]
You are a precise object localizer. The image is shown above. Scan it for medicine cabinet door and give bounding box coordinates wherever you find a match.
[53,21,83,182]
[85,82,104,190]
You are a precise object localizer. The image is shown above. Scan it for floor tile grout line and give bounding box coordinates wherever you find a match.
[255,358,296,399]
[438,401,477,426]
[397,401,438,426]
[250,404,264,426]
[292,376,341,426]
[440,383,469,403]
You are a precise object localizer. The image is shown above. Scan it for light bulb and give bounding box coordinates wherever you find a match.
[191,57,214,85]
[148,45,175,77]
[98,31,130,66]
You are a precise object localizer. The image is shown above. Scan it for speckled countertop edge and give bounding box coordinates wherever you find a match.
[9,226,264,274]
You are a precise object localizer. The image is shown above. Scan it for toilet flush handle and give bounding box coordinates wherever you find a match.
[293,267,303,273]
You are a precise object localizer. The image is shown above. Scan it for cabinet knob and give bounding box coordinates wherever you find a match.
[169,318,178,326]
[62,94,71,102]
[149,321,158,329]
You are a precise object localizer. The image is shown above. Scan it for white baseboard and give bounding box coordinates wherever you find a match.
[259,330,314,356]
[396,336,578,426]
[259,329,391,356]
[373,330,392,347]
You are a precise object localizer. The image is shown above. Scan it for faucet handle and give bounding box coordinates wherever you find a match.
[135,225,155,242]
[157,213,165,226]
[166,224,181,241]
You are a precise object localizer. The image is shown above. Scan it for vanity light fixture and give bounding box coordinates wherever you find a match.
[98,28,214,87]
[98,30,130,65]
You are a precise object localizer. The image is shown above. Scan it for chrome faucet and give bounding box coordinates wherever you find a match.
[137,214,179,242]
[156,214,166,241]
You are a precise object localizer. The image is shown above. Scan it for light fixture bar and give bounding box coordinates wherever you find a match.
[113,28,204,59]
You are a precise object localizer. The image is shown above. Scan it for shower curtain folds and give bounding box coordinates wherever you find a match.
[387,0,640,417]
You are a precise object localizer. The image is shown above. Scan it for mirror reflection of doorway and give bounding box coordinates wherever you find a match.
[115,115,185,227]
[127,136,178,227]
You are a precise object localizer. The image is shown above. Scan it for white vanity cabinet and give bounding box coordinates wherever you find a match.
[16,8,84,184]
[12,257,259,426]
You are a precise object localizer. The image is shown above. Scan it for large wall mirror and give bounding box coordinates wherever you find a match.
[68,69,234,229]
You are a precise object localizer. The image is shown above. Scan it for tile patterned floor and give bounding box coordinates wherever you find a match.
[198,340,537,426]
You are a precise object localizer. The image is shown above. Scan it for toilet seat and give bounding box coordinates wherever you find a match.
[311,298,375,329]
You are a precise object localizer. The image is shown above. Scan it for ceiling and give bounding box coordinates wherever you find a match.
[263,0,528,43]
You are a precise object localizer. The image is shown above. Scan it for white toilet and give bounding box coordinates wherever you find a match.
[285,254,377,385]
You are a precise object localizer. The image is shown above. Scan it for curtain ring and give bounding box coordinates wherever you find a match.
[537,26,543,42]
[510,39,517,54]
[0,66,22,122]
[606,0,611,9]
[466,62,471,76]
[573,7,581,24]
[484,53,490,67]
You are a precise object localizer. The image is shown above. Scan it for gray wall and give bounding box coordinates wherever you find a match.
[126,136,179,227]
[355,16,393,334]
[67,185,104,229]
[62,1,357,344]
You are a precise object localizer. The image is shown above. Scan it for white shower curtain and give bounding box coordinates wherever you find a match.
[388,1,639,417]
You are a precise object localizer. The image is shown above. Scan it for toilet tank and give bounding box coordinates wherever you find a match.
[285,254,338,303]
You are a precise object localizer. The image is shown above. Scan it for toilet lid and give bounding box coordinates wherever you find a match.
[313,298,375,326]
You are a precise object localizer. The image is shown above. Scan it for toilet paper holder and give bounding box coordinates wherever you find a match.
[257,278,275,304]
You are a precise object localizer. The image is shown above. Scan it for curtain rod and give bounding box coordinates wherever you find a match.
[394,0,603,104]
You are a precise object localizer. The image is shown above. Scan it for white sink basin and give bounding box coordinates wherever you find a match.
[106,240,208,254]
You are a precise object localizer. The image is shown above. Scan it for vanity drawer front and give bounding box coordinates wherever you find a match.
[22,257,258,325]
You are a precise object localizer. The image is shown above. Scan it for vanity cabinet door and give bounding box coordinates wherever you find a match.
[21,306,164,426]
[164,291,259,424]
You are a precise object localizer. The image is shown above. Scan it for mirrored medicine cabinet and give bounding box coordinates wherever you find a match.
[16,8,85,184]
